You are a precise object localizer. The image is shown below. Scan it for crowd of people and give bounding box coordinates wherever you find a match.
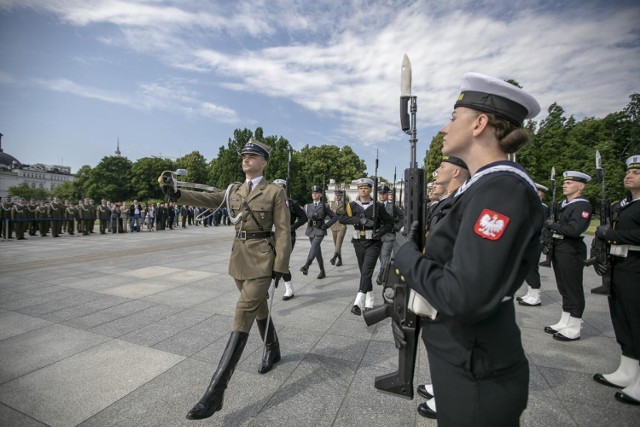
[0,196,233,240]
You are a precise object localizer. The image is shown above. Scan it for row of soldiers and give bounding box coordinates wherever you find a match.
[0,196,97,239]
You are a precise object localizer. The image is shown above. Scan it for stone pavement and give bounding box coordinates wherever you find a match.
[0,226,638,426]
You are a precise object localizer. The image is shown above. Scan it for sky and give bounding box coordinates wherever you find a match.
[1,0,639,181]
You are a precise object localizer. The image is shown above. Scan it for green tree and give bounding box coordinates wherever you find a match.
[425,132,444,179]
[208,128,253,188]
[131,156,175,201]
[176,151,208,185]
[7,182,50,200]
[85,156,133,201]
[51,181,75,200]
[73,165,92,199]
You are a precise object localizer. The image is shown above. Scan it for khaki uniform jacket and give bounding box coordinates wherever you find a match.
[177,179,291,280]
[329,200,347,232]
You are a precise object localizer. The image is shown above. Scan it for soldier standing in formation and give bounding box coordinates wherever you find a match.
[339,178,394,315]
[26,199,37,236]
[300,186,337,279]
[592,154,640,406]
[543,171,593,341]
[159,138,291,420]
[97,199,110,234]
[393,73,542,425]
[48,197,65,237]
[11,197,27,240]
[376,185,405,285]
[65,200,76,235]
[517,183,550,307]
[36,201,49,236]
[329,189,348,266]
[273,178,307,300]
[1,196,13,239]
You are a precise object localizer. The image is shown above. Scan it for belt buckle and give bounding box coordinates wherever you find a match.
[237,230,247,240]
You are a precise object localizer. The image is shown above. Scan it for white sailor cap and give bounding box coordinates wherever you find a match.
[535,183,549,193]
[626,154,640,170]
[454,73,541,126]
[273,179,287,187]
[355,178,374,188]
[426,182,434,189]
[563,171,591,183]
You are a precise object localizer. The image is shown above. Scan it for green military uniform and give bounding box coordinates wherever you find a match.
[36,202,49,236]
[48,198,65,237]
[177,179,292,332]
[77,199,90,235]
[1,197,13,239]
[26,200,37,236]
[88,199,97,233]
[97,200,110,234]
[11,198,27,240]
[65,202,76,235]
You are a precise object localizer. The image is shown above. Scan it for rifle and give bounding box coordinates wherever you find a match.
[362,54,422,399]
[585,151,612,290]
[539,167,556,267]
[373,149,379,228]
[286,149,292,199]
[392,167,397,209]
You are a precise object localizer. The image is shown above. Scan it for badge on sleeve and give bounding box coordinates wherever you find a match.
[474,209,510,240]
[285,199,290,209]
[581,210,590,219]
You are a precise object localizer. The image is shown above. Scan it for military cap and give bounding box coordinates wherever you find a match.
[535,183,549,193]
[240,137,271,160]
[355,178,374,188]
[273,178,287,187]
[626,154,640,170]
[311,185,323,193]
[563,171,591,183]
[334,189,345,194]
[442,155,468,170]
[454,73,541,126]
[378,184,391,194]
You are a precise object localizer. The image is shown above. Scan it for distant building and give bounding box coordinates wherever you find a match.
[0,135,75,199]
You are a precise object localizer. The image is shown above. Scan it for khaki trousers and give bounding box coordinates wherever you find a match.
[233,276,271,333]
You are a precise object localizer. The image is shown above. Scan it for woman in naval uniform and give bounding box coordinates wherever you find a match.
[393,73,542,426]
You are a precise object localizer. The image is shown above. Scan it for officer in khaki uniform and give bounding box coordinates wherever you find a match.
[159,138,291,421]
[329,189,348,266]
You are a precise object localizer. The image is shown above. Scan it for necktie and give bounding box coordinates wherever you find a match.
[247,181,253,193]
[315,202,318,207]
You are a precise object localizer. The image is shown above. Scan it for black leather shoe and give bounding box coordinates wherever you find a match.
[417,384,434,399]
[553,332,580,341]
[591,285,610,295]
[417,402,437,419]
[300,265,308,275]
[317,270,326,279]
[593,373,623,388]
[614,391,640,405]
[282,294,294,301]
[544,326,558,334]
[351,305,361,316]
[336,254,342,266]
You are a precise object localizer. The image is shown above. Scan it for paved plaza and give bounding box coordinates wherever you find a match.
[0,225,639,426]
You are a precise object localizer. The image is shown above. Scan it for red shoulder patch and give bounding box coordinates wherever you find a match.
[285,199,290,209]
[581,210,590,219]
[474,209,510,240]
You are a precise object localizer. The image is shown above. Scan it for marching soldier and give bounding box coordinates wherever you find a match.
[329,189,348,266]
[543,171,593,341]
[1,196,13,239]
[11,197,27,240]
[376,185,405,285]
[339,178,394,314]
[97,199,110,234]
[273,178,307,300]
[592,154,640,405]
[517,183,550,306]
[300,185,337,279]
[158,138,291,420]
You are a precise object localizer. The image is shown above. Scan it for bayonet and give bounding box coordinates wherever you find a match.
[401,54,412,97]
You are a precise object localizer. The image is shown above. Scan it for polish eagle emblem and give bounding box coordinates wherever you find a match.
[474,209,510,240]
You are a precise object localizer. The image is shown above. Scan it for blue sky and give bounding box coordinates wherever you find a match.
[1,0,639,181]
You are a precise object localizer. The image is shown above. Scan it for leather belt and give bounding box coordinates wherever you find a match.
[235,231,273,240]
[311,220,323,227]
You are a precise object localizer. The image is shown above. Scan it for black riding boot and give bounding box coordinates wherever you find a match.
[256,318,281,374]
[317,261,326,279]
[330,252,338,265]
[186,331,249,420]
[336,253,342,266]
